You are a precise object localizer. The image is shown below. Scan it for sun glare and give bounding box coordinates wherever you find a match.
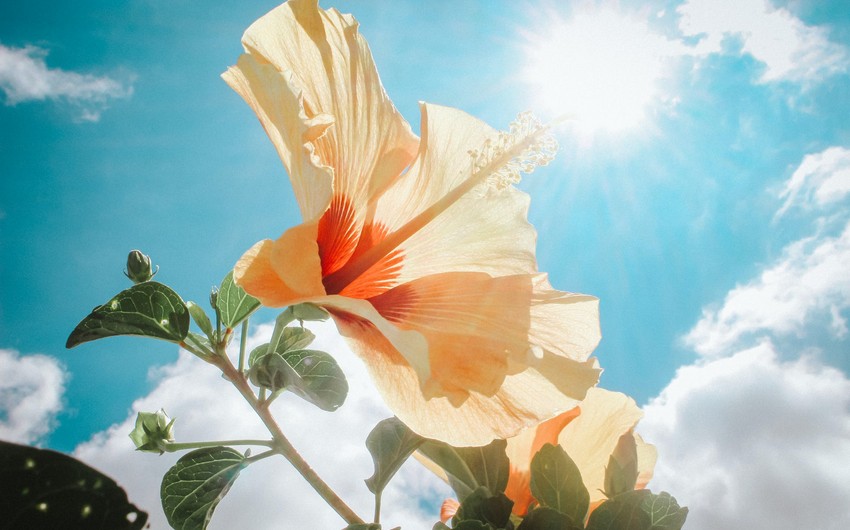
[522,8,675,133]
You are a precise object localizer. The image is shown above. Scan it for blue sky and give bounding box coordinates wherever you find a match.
[2,1,850,529]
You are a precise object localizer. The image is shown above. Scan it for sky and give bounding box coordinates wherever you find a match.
[1,0,849,528]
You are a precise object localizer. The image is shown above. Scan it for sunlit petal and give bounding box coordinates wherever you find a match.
[333,311,599,446]
[223,51,334,221]
[558,388,648,506]
[239,0,418,212]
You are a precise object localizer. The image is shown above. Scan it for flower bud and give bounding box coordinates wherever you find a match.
[209,286,219,309]
[604,430,639,497]
[129,409,175,454]
[124,250,157,284]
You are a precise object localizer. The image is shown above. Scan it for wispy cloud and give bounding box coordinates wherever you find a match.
[677,0,849,84]
[640,341,850,530]
[74,321,450,529]
[777,146,850,218]
[685,146,850,357]
[684,221,850,356]
[0,43,133,121]
[0,348,67,444]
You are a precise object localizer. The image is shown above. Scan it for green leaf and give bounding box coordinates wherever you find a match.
[248,348,348,411]
[365,417,426,495]
[517,507,582,530]
[343,525,381,530]
[643,492,688,529]
[0,440,147,530]
[247,327,315,366]
[417,439,510,501]
[66,281,189,348]
[216,271,260,329]
[187,301,214,339]
[161,446,246,530]
[454,487,513,529]
[529,444,589,524]
[585,490,688,530]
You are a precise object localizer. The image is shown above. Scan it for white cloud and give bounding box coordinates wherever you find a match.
[640,342,850,530]
[677,0,848,84]
[74,321,451,530]
[777,146,850,218]
[686,144,850,357]
[685,220,850,356]
[0,43,132,121]
[0,348,67,444]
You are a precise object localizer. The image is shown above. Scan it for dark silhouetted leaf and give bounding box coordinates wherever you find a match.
[161,446,246,530]
[417,439,509,501]
[530,444,589,525]
[66,281,189,348]
[586,490,688,530]
[517,506,582,530]
[365,417,425,495]
[0,440,147,530]
[454,487,513,529]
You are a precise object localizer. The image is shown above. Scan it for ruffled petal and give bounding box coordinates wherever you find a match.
[634,433,657,490]
[366,272,599,403]
[223,52,334,221]
[236,0,418,218]
[331,309,600,446]
[557,388,646,506]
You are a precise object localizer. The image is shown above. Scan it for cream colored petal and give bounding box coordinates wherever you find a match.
[558,388,645,505]
[332,309,600,446]
[234,221,326,307]
[634,433,657,490]
[367,272,599,403]
[371,103,538,284]
[238,0,418,212]
[529,274,601,363]
[222,53,333,221]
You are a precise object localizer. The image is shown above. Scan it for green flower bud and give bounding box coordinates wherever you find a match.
[209,286,219,308]
[129,409,175,454]
[124,250,157,284]
[604,430,639,498]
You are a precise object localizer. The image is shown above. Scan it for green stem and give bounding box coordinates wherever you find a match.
[245,449,278,464]
[214,353,364,525]
[374,492,382,525]
[238,319,249,373]
[163,439,274,452]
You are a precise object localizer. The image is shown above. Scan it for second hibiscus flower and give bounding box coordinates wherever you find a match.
[223,0,601,446]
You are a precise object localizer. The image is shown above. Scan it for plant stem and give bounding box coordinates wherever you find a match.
[163,439,274,452]
[238,319,249,373]
[374,492,382,525]
[215,353,364,525]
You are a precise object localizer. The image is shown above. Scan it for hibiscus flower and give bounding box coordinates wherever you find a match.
[222,0,601,446]
[502,387,657,517]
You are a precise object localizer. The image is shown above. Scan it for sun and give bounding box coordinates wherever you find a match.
[521,7,676,133]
